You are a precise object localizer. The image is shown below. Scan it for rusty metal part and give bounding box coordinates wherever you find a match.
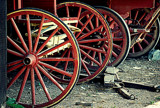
[114,83,136,100]
[103,66,159,100]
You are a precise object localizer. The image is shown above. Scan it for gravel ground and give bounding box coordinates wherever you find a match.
[55,57,160,108]
[7,56,160,108]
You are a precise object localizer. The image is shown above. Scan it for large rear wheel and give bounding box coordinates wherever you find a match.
[7,8,81,107]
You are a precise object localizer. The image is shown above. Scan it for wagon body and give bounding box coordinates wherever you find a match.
[110,0,155,14]
[72,0,155,15]
[7,0,56,13]
[8,0,155,14]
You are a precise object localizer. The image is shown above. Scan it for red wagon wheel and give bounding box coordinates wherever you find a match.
[7,8,81,107]
[96,6,131,66]
[57,2,113,83]
[126,8,160,57]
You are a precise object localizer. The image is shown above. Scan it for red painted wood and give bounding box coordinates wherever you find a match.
[23,0,55,13]
[110,0,155,14]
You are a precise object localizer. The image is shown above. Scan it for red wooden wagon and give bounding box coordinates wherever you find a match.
[7,0,160,107]
[7,0,114,107]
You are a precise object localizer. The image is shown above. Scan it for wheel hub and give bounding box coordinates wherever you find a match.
[23,54,37,66]
[91,32,104,48]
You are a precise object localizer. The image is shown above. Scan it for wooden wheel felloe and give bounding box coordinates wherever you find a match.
[126,8,160,57]
[57,2,113,83]
[96,6,131,66]
[7,8,81,107]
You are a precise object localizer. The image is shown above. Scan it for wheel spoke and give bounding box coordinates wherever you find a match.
[10,18,29,52]
[138,12,146,22]
[30,68,36,105]
[7,66,26,89]
[78,20,90,32]
[112,50,118,58]
[7,59,23,67]
[33,16,45,53]
[37,64,65,91]
[36,28,59,54]
[64,50,70,71]
[98,52,102,65]
[109,20,115,27]
[78,38,107,44]
[113,37,123,41]
[16,67,30,102]
[66,6,70,17]
[112,28,121,34]
[76,14,94,38]
[143,39,149,45]
[39,61,72,77]
[7,63,24,73]
[75,7,82,27]
[137,42,143,51]
[86,14,94,30]
[104,44,108,51]
[38,40,69,57]
[91,51,96,65]
[77,25,103,41]
[79,44,106,54]
[7,36,26,54]
[80,49,101,66]
[113,43,122,50]
[81,59,91,76]
[96,17,99,28]
[129,11,132,19]
[54,49,68,67]
[39,57,74,62]
[7,49,24,58]
[146,34,154,38]
[134,10,139,20]
[26,14,32,52]
[34,66,52,101]
[82,50,91,60]
[103,14,107,19]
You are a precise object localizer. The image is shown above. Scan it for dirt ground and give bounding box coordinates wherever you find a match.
[55,56,160,108]
[7,56,160,108]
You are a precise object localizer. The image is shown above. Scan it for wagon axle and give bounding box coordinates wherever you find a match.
[90,32,104,48]
[23,54,37,66]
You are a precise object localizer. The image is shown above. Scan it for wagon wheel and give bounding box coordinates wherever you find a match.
[57,2,113,83]
[96,6,131,66]
[7,8,81,107]
[126,8,160,57]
